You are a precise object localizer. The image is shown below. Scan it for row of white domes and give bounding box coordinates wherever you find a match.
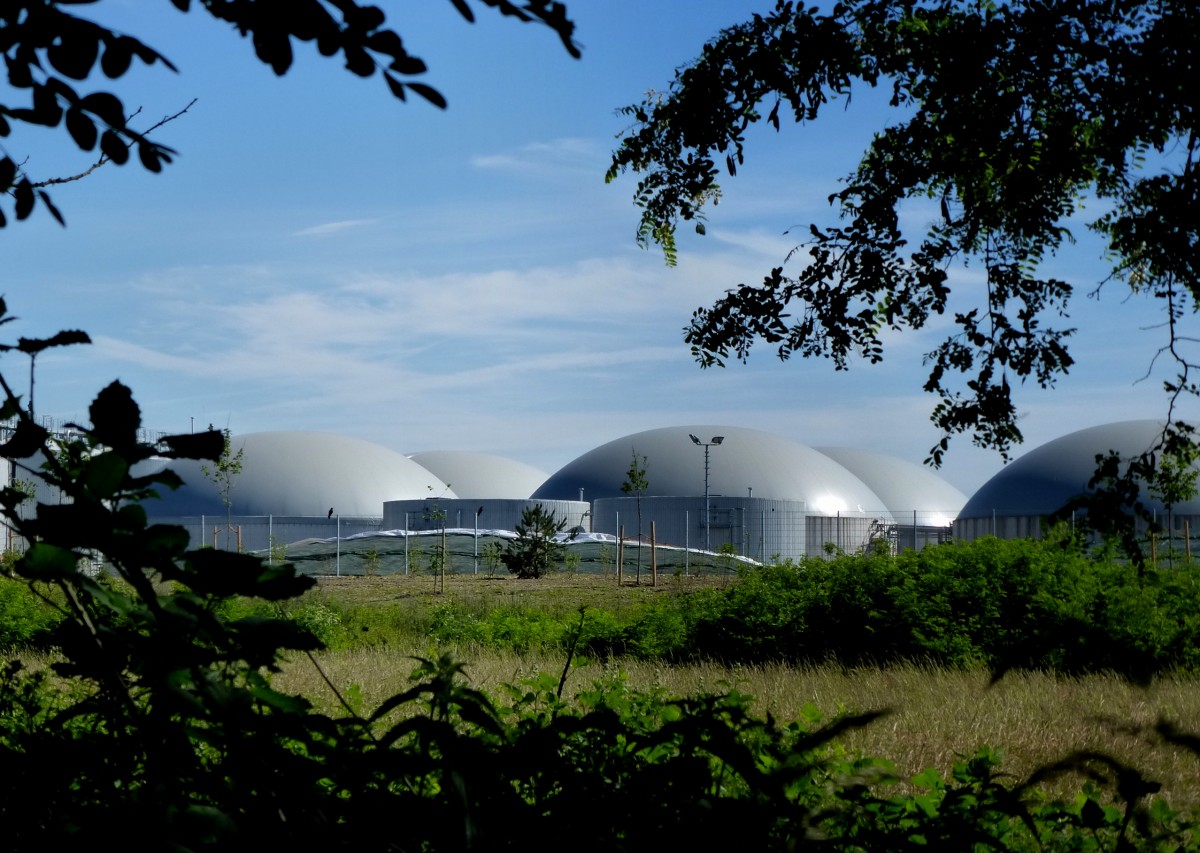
[141,425,967,519]
[140,421,1199,522]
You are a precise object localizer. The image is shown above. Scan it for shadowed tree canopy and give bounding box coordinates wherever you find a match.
[0,0,579,227]
[608,0,1197,483]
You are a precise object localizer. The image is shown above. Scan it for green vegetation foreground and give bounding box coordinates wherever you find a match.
[1,343,1198,846]
[262,534,1200,679]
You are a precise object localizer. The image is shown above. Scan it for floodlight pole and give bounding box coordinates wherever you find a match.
[689,434,724,552]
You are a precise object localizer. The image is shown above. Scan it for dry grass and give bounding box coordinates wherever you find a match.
[278,649,1200,808]
[273,574,1200,811]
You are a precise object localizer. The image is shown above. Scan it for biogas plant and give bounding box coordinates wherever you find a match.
[6,421,1197,573]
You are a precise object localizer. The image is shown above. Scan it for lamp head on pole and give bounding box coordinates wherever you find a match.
[689,434,701,445]
[711,436,724,445]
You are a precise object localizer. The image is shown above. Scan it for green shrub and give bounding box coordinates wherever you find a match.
[428,600,489,645]
[594,539,1200,676]
[289,602,345,647]
[0,575,62,649]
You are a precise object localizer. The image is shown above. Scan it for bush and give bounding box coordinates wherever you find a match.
[501,505,567,579]
[601,538,1200,676]
[0,575,62,650]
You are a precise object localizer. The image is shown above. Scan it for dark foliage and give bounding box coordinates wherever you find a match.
[0,0,580,228]
[607,0,1199,519]
[501,503,568,578]
[610,536,1200,679]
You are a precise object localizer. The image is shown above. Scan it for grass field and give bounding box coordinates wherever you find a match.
[273,572,1200,810]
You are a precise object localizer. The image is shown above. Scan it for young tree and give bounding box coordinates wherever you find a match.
[200,425,244,551]
[621,449,649,583]
[0,1,579,229]
[608,0,1198,490]
[501,504,567,579]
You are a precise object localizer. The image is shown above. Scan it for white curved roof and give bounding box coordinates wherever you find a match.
[141,431,454,517]
[959,420,1200,518]
[816,447,967,523]
[407,451,549,499]
[532,425,891,516]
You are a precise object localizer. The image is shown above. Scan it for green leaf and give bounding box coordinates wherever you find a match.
[911,767,944,790]
[137,140,170,172]
[100,37,134,78]
[141,523,190,557]
[82,450,129,499]
[179,548,315,601]
[0,418,49,460]
[0,158,16,192]
[37,190,65,226]
[99,129,129,164]
[160,429,224,461]
[13,179,34,220]
[252,28,294,76]
[16,329,91,354]
[343,44,374,77]
[88,380,141,453]
[79,92,127,128]
[405,82,447,109]
[382,71,407,101]
[47,28,100,81]
[20,542,80,579]
[1079,796,1106,829]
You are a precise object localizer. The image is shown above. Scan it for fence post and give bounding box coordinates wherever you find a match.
[651,521,657,587]
[685,510,689,577]
[617,525,624,586]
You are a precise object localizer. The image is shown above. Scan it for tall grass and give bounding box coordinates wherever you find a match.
[275,647,1200,810]
[267,555,1200,811]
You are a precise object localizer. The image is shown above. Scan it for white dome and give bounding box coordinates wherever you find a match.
[408,450,549,499]
[141,431,454,517]
[816,447,967,525]
[532,425,890,516]
[959,420,1200,518]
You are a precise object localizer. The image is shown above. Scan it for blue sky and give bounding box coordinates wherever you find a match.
[6,0,1188,496]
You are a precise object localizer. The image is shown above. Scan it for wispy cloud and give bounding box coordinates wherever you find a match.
[292,219,380,238]
[470,138,601,174]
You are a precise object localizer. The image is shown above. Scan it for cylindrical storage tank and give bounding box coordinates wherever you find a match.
[382,499,588,536]
[593,495,810,561]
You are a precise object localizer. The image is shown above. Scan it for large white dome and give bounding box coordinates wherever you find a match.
[959,420,1200,520]
[141,431,454,517]
[532,425,891,515]
[816,447,967,525]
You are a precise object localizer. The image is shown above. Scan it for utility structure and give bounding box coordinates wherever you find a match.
[689,434,724,551]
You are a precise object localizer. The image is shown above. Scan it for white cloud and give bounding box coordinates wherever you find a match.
[470,137,602,174]
[292,219,380,238]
